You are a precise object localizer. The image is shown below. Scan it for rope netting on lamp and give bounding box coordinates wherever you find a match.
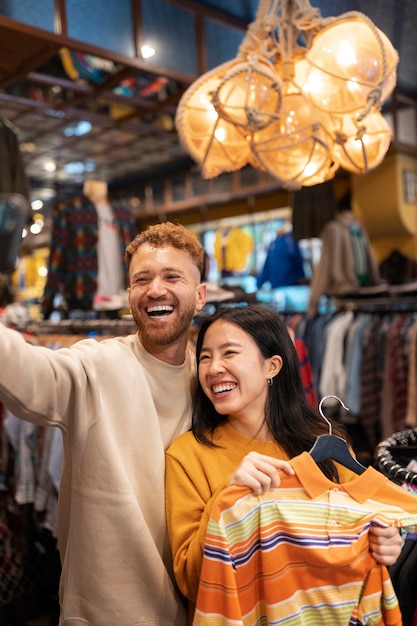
[175,0,398,189]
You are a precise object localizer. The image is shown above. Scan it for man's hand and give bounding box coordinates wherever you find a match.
[369,525,402,566]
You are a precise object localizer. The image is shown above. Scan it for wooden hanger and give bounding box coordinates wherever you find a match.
[309,395,366,475]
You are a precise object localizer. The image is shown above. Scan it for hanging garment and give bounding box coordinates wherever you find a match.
[294,337,317,407]
[343,313,373,415]
[406,319,417,428]
[214,228,253,276]
[194,451,417,626]
[0,118,31,274]
[318,310,354,403]
[0,118,30,200]
[307,211,382,316]
[379,250,417,285]
[0,195,29,274]
[41,194,136,318]
[257,231,305,289]
[389,535,417,626]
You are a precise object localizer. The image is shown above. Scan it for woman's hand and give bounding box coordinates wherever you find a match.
[229,456,402,567]
[228,451,295,495]
[368,525,402,566]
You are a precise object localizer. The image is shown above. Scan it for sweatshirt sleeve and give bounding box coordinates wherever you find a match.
[0,323,102,430]
[165,441,228,603]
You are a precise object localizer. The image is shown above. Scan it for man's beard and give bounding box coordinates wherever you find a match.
[132,307,195,346]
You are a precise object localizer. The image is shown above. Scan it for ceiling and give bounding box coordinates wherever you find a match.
[0,0,416,211]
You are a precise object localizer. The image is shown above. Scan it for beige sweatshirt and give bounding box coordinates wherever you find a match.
[0,324,192,626]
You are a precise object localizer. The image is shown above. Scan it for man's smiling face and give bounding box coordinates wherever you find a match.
[128,243,205,351]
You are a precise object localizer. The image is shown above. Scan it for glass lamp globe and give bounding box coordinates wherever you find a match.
[175,60,251,178]
[251,86,334,189]
[305,16,398,115]
[212,57,282,132]
[332,109,392,174]
[301,152,338,187]
[199,117,251,178]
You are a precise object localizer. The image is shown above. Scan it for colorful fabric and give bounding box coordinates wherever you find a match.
[257,232,305,289]
[308,212,381,316]
[42,195,136,317]
[165,424,358,608]
[194,451,417,626]
[214,228,253,274]
[406,319,417,428]
[348,223,369,285]
[294,338,317,407]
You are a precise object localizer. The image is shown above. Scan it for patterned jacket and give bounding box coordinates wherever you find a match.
[42,195,136,318]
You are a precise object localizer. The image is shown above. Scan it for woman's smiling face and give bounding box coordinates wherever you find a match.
[198,319,282,431]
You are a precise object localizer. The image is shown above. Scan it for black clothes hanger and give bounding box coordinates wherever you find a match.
[309,395,366,475]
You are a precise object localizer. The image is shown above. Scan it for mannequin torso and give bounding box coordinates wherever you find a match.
[83,180,124,309]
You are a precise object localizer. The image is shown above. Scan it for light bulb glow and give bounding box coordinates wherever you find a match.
[214,127,226,142]
[337,40,356,67]
[175,5,398,188]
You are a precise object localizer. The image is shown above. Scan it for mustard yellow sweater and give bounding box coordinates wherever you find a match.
[165,421,356,606]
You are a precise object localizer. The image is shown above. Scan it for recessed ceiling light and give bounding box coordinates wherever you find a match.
[63,160,96,175]
[141,45,155,59]
[44,161,56,172]
[20,142,36,153]
[30,222,42,234]
[31,199,44,211]
[63,121,92,137]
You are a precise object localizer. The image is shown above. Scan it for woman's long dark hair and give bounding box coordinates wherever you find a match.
[192,304,350,481]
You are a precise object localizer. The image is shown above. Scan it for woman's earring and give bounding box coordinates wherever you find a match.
[267,378,274,386]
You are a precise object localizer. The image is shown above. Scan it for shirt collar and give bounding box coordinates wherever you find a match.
[290,452,388,503]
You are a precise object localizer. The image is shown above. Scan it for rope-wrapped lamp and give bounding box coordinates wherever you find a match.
[175,0,398,189]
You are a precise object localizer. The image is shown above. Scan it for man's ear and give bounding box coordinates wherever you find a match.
[196,282,207,311]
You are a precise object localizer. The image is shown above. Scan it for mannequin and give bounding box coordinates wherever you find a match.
[42,180,136,319]
[83,180,125,311]
[82,180,108,205]
[307,195,383,316]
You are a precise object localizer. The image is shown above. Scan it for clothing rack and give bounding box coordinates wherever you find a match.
[27,318,137,336]
[292,304,417,452]
[328,279,417,313]
[375,428,417,486]
[334,294,417,314]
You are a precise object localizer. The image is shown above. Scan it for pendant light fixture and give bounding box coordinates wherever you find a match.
[175,0,398,189]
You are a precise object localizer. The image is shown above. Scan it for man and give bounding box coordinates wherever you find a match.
[0,222,402,625]
[0,222,206,626]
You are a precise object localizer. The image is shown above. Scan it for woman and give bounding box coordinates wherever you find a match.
[165,304,401,613]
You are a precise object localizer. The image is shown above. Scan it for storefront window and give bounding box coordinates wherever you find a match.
[66,0,135,57]
[0,0,55,31]
[141,0,197,75]
[204,18,244,71]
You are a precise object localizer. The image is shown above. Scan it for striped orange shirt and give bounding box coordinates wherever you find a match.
[194,452,417,626]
